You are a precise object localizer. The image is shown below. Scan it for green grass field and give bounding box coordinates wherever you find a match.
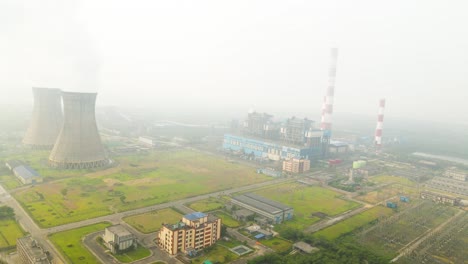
[192,244,238,264]
[261,237,292,253]
[313,206,393,240]
[215,211,240,228]
[49,222,111,264]
[123,208,183,233]
[188,198,224,212]
[112,243,151,263]
[253,183,361,230]
[0,218,25,249]
[0,174,21,190]
[15,150,271,227]
[370,175,416,186]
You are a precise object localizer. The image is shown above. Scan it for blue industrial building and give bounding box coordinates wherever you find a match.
[223,134,322,161]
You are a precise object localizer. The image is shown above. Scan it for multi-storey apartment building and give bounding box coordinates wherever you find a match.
[157,212,221,255]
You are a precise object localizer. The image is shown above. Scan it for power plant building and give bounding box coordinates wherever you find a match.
[23,87,63,149]
[49,92,108,169]
[231,193,293,224]
[223,134,322,161]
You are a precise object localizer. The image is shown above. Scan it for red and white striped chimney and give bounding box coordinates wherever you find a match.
[320,48,338,131]
[375,99,386,149]
[320,96,326,128]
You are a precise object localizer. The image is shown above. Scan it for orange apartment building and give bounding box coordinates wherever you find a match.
[282,158,310,173]
[157,212,221,255]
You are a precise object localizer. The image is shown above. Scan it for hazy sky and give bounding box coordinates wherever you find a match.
[1,0,467,122]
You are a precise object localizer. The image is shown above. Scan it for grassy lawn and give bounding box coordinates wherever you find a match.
[112,244,151,263]
[253,183,361,219]
[192,244,238,264]
[275,215,321,233]
[188,197,224,212]
[313,206,393,240]
[215,211,240,228]
[15,150,271,227]
[370,175,416,186]
[261,237,292,253]
[49,222,111,264]
[123,208,183,233]
[356,184,417,204]
[0,218,25,249]
[0,174,21,190]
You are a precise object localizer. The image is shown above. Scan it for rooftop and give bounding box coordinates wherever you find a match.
[184,212,207,221]
[17,236,51,263]
[232,194,292,215]
[13,165,40,179]
[107,225,132,237]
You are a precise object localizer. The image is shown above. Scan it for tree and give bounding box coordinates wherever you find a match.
[61,188,68,197]
[0,206,14,219]
[120,195,126,203]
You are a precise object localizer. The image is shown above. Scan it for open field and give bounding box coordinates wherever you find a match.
[253,183,360,230]
[112,243,151,263]
[0,218,25,249]
[370,175,416,187]
[192,244,239,264]
[357,201,458,259]
[0,174,21,190]
[260,237,292,253]
[188,197,224,212]
[313,206,393,240]
[214,211,240,228]
[356,184,418,204]
[14,150,271,227]
[123,208,183,234]
[49,222,111,264]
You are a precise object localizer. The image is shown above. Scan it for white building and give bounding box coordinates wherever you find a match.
[103,225,137,254]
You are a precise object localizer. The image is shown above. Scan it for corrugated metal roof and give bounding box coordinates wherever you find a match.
[184,212,207,221]
[13,165,39,179]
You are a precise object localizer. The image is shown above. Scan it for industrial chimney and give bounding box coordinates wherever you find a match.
[320,48,338,157]
[23,87,63,149]
[375,98,386,150]
[49,92,108,169]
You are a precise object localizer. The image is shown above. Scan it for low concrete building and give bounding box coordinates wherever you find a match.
[233,209,255,221]
[13,165,42,185]
[103,225,137,254]
[17,236,51,264]
[420,191,460,206]
[427,176,468,196]
[138,136,157,147]
[231,193,293,224]
[444,169,467,182]
[293,241,319,254]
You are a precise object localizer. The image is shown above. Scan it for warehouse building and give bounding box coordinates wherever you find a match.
[427,176,468,196]
[157,212,221,256]
[13,165,42,185]
[231,193,293,224]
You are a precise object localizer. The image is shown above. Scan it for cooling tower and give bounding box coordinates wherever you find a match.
[49,92,108,169]
[23,87,63,149]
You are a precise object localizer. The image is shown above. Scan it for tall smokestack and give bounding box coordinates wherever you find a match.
[23,87,63,149]
[375,99,386,150]
[320,48,338,157]
[49,92,108,169]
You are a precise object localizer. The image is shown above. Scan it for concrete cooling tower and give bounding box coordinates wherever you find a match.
[49,92,108,169]
[23,87,63,149]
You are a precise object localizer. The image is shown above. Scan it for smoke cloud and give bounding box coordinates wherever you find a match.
[24,0,99,93]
